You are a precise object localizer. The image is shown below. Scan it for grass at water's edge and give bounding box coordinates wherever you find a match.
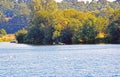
[0,34,16,42]
[1,34,119,45]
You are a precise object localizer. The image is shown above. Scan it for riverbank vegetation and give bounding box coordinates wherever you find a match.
[0,0,120,44]
[0,29,15,42]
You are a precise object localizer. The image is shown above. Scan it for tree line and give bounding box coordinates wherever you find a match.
[0,0,119,44]
[58,0,120,11]
[15,0,120,44]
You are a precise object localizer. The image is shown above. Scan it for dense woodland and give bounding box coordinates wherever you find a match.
[0,0,120,44]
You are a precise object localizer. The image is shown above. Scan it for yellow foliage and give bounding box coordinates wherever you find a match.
[54,24,63,31]
[79,39,83,43]
[53,31,61,39]
[0,34,16,42]
[96,32,105,39]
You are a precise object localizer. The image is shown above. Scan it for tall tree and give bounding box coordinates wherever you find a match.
[26,0,58,44]
[108,10,120,43]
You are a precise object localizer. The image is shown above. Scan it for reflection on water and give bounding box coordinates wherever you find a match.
[0,42,120,77]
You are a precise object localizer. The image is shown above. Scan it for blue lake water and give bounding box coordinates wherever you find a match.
[0,42,120,77]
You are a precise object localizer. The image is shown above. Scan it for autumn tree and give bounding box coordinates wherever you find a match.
[72,14,98,44]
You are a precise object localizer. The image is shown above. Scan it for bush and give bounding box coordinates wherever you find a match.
[15,29,27,43]
[0,29,7,36]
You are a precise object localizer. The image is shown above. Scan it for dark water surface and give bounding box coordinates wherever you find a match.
[0,42,120,77]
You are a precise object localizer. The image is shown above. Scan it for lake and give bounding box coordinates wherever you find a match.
[0,42,120,77]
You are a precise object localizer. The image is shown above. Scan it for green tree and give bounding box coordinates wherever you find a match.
[34,10,54,44]
[108,10,120,43]
[108,18,120,43]
[61,27,73,44]
[24,0,58,44]
[25,25,44,44]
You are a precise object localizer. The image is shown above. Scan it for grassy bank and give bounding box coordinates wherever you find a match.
[0,34,16,42]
